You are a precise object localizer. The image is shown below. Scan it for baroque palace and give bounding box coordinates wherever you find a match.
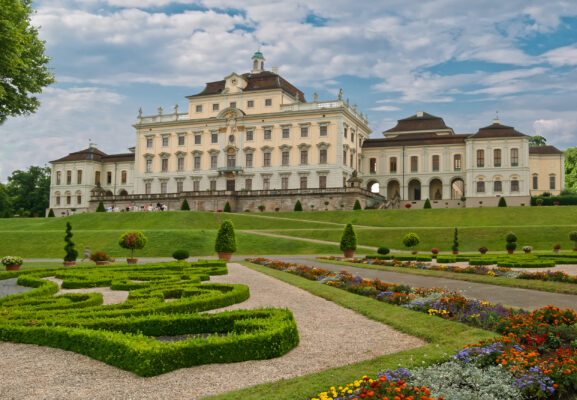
[49,52,565,215]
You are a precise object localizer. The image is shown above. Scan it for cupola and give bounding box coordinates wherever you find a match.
[251,50,265,73]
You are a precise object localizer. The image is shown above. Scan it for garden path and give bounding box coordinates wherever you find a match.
[42,277,130,305]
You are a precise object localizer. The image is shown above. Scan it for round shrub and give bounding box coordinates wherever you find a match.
[340,224,357,251]
[215,220,237,253]
[402,233,420,249]
[478,246,488,254]
[430,248,439,255]
[90,251,110,262]
[377,247,390,255]
[506,242,517,251]
[506,232,518,243]
[172,249,189,260]
[118,231,148,259]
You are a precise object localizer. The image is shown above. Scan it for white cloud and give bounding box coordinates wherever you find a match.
[542,44,577,67]
[370,105,401,112]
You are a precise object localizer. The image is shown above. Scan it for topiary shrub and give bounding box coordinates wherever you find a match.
[47,209,55,217]
[402,233,420,251]
[452,228,459,253]
[181,199,190,211]
[353,200,362,210]
[118,231,148,259]
[423,198,432,209]
[505,232,517,253]
[569,231,577,250]
[478,246,488,254]
[215,220,237,253]
[377,247,390,255]
[172,249,190,260]
[89,251,110,262]
[430,248,439,255]
[294,200,303,211]
[223,201,232,212]
[96,200,105,212]
[340,223,357,251]
[64,222,78,262]
[258,205,265,212]
[498,197,507,207]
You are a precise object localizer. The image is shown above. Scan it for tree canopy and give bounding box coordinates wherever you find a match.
[0,0,55,124]
[565,147,577,192]
[529,135,547,146]
[1,165,50,217]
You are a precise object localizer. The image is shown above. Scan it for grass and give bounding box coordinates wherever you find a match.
[204,261,497,400]
[315,258,577,295]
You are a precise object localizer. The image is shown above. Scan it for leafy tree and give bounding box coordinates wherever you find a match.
[452,228,459,252]
[223,201,231,212]
[5,165,50,216]
[565,147,577,191]
[215,220,237,253]
[0,183,11,217]
[529,135,547,146]
[294,200,303,211]
[340,223,357,251]
[353,200,362,210]
[0,0,55,124]
[118,231,148,259]
[181,199,190,210]
[63,222,78,262]
[402,233,420,250]
[96,200,105,212]
[498,197,507,207]
[423,198,432,209]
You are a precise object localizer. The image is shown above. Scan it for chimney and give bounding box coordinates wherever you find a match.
[272,66,279,75]
[416,110,424,117]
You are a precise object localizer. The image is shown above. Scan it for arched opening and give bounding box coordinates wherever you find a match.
[408,179,421,201]
[367,180,379,193]
[118,189,128,196]
[105,190,113,196]
[387,180,400,200]
[429,179,443,200]
[451,178,465,200]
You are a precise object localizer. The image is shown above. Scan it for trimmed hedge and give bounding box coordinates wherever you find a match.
[0,261,299,376]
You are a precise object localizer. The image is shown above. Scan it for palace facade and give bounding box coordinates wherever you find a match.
[48,52,564,215]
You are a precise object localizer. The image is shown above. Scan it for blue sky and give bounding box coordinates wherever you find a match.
[1,0,577,180]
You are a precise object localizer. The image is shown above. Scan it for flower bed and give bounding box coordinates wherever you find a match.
[245,258,577,399]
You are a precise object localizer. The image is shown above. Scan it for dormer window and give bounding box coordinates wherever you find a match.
[265,98,272,107]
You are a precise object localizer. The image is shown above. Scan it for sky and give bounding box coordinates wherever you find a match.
[1,0,577,181]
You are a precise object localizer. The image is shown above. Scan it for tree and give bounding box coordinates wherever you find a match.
[294,200,303,211]
[402,233,420,250]
[529,135,547,146]
[223,201,231,212]
[118,231,148,259]
[47,208,55,217]
[498,197,507,207]
[181,199,190,210]
[0,183,11,217]
[215,220,237,253]
[340,223,357,251]
[96,200,105,212]
[5,165,50,216]
[423,198,432,209]
[452,228,459,253]
[565,147,577,192]
[353,200,362,210]
[63,222,78,262]
[0,0,55,124]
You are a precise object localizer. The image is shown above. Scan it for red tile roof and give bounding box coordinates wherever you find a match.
[363,132,470,148]
[385,112,450,133]
[469,122,528,139]
[51,148,134,163]
[529,145,563,155]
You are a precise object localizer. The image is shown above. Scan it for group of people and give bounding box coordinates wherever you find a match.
[104,203,169,212]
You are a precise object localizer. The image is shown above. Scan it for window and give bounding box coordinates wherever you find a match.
[56,171,61,185]
[121,170,127,184]
[265,98,272,106]
[511,148,519,166]
[146,137,153,148]
[351,132,355,142]
[176,181,183,192]
[300,126,309,138]
[245,153,253,168]
[230,101,236,109]
[410,156,418,172]
[95,171,101,185]
[476,181,485,193]
[390,157,397,173]
[494,149,501,167]
[343,150,347,166]
[263,177,270,190]
[227,154,236,167]
[432,155,440,172]
[550,175,556,190]
[246,130,254,141]
[161,158,168,172]
[210,155,218,169]
[247,100,254,108]
[264,128,272,140]
[344,127,348,138]
[350,154,353,168]
[245,178,252,190]
[194,156,201,169]
[195,105,202,113]
[146,159,153,173]
[320,149,328,164]
[212,103,219,111]
[106,171,112,184]
[160,182,167,194]
[77,170,82,184]
[210,180,217,191]
[145,183,151,194]
[282,151,290,166]
[263,152,271,167]
[476,150,484,167]
[177,157,184,171]
[300,176,307,189]
[281,177,289,189]
[56,195,61,206]
[319,125,328,137]
[494,180,502,192]
[343,176,347,187]
[300,150,308,165]
[454,154,462,171]
[162,136,169,147]
[533,174,538,190]
[67,171,72,185]
[66,194,71,205]
[319,175,327,189]
[178,135,185,146]
[369,158,377,173]
[77,195,82,205]
[195,134,201,145]
[511,179,519,192]
[211,132,218,144]
[193,180,200,191]
[282,127,290,139]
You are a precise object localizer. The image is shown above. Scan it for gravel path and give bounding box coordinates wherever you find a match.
[42,277,130,305]
[0,263,424,400]
[0,278,33,297]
